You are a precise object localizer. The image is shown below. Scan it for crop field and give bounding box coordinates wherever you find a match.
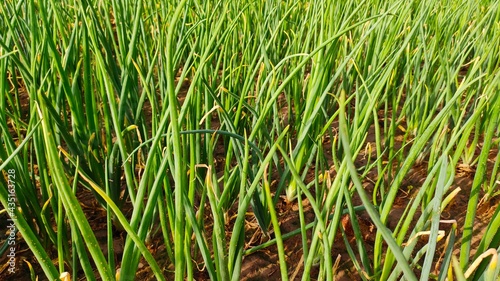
[1,0,500,280]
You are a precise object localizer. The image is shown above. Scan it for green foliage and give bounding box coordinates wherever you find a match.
[1,0,499,280]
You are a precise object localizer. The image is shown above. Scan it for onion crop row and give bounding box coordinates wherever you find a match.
[1,0,499,280]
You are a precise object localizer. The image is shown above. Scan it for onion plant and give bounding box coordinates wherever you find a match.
[1,0,500,280]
